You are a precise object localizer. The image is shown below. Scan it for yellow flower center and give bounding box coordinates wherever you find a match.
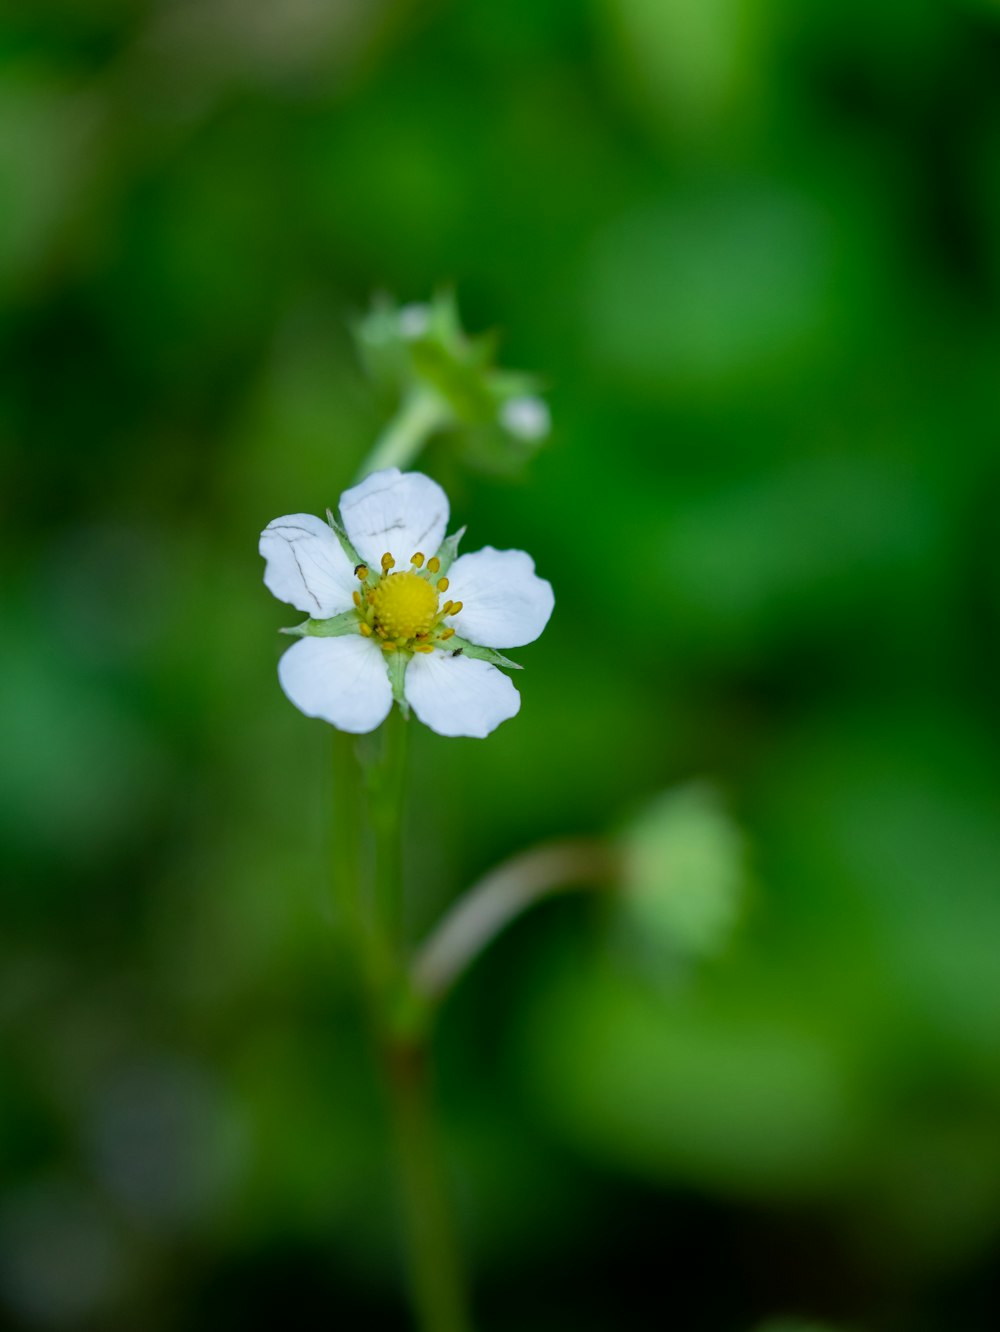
[352,551,464,654]
[371,570,438,641]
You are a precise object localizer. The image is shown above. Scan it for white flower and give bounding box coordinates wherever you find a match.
[260,469,554,738]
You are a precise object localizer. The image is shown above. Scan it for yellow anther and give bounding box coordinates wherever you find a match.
[411,552,425,568]
[359,622,372,636]
[436,577,449,592]
[381,552,395,572]
[352,590,362,608]
[441,600,453,614]
[427,557,441,574]
[439,627,455,640]
[381,642,397,653]
[354,564,368,581]
[413,643,434,653]
[449,601,463,615]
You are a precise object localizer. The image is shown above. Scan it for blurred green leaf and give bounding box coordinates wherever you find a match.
[617,782,745,961]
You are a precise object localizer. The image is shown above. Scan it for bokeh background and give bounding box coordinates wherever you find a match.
[4,1,1000,1328]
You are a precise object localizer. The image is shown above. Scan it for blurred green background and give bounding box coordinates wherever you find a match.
[4,1,1000,1328]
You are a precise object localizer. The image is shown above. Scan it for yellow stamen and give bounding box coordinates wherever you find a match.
[370,569,439,642]
[353,545,480,656]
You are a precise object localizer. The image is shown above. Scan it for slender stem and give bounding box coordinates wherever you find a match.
[411,838,619,1005]
[359,707,472,1332]
[357,387,448,479]
[330,730,362,941]
[383,1039,471,1332]
[370,706,409,960]
[335,365,462,1332]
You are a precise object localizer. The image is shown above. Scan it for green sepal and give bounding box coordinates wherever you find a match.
[410,342,495,422]
[432,526,465,576]
[280,611,361,639]
[325,508,365,571]
[490,369,547,400]
[386,650,410,717]
[447,635,522,670]
[407,289,500,423]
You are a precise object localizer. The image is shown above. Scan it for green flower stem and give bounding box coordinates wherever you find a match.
[331,730,363,943]
[357,387,449,480]
[383,1037,471,1332]
[359,705,472,1332]
[411,838,619,1006]
[369,705,409,960]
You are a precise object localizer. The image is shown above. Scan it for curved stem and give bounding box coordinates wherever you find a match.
[411,838,619,1005]
[358,387,448,480]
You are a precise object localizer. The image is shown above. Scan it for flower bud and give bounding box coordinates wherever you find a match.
[354,289,551,475]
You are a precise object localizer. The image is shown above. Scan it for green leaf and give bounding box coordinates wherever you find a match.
[617,783,745,961]
[432,526,466,576]
[446,635,522,670]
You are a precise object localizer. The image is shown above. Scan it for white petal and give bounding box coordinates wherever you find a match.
[444,547,554,649]
[339,468,449,569]
[277,636,393,734]
[260,514,356,618]
[404,651,520,738]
